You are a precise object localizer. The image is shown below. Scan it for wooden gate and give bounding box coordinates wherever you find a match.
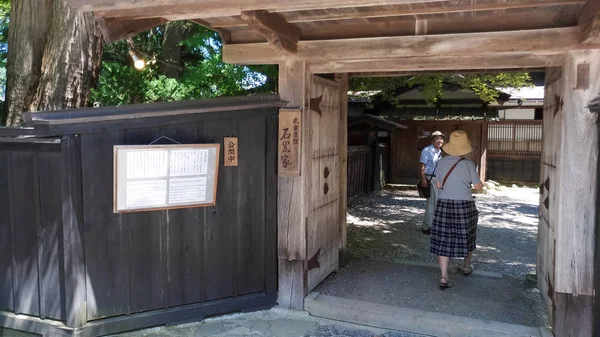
[537,68,561,324]
[307,75,342,291]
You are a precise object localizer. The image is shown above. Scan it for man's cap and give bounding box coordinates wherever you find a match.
[431,131,444,139]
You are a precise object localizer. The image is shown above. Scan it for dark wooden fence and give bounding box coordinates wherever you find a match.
[347,143,391,200]
[0,96,280,337]
[347,146,370,199]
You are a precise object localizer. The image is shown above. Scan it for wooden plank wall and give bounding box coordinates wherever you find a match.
[80,111,278,321]
[391,121,485,184]
[307,75,342,291]
[0,141,66,322]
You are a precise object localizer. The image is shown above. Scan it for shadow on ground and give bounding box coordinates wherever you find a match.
[321,188,548,328]
[346,188,539,277]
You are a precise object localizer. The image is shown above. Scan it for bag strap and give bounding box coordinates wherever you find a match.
[441,158,465,189]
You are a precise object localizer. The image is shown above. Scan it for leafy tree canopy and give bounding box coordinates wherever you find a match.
[91,21,278,107]
[350,72,534,106]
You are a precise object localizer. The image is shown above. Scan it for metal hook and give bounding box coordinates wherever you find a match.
[149,136,181,145]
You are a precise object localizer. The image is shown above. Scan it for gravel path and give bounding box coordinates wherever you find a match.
[346,187,539,278]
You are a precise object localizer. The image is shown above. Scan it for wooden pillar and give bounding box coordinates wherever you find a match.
[277,60,309,309]
[546,50,600,337]
[336,73,349,254]
[591,95,600,337]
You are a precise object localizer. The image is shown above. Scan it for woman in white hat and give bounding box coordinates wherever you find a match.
[430,130,484,289]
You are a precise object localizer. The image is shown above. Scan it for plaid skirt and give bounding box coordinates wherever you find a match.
[429,199,478,258]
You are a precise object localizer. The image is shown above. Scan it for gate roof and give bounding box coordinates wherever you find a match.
[69,0,600,74]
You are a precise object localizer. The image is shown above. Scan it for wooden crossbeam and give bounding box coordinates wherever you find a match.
[223,27,580,64]
[98,18,167,43]
[579,0,600,44]
[211,0,584,28]
[309,54,565,74]
[348,69,548,77]
[78,0,447,18]
[240,10,301,54]
[189,19,232,44]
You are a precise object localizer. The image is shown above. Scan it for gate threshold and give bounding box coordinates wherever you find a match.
[305,292,553,337]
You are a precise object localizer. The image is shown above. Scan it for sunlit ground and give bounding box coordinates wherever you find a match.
[346,187,539,277]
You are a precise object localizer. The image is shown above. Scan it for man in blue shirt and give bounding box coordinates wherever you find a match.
[420,131,444,234]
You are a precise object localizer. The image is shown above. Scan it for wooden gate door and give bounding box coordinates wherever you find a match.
[306,75,342,291]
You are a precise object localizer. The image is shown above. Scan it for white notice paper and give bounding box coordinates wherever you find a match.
[170,149,209,177]
[168,177,207,204]
[126,180,167,208]
[126,150,169,179]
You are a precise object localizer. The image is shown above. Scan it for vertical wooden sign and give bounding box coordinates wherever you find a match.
[224,137,238,166]
[278,108,302,176]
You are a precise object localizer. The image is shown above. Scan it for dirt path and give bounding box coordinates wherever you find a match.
[346,187,539,278]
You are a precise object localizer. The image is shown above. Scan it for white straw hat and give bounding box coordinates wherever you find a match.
[442,130,473,156]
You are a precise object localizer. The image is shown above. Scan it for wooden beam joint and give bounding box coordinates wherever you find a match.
[579,0,600,44]
[189,19,231,44]
[241,10,302,54]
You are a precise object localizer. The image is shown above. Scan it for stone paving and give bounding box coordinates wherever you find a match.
[108,308,433,337]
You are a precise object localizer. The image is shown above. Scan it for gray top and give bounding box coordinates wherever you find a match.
[435,155,481,201]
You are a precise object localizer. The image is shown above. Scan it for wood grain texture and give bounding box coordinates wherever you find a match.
[336,74,348,252]
[223,28,580,64]
[240,10,301,54]
[554,292,593,337]
[0,151,13,312]
[277,60,309,309]
[306,75,341,291]
[277,60,308,261]
[554,50,600,296]
[579,0,600,44]
[210,0,583,27]
[78,0,446,16]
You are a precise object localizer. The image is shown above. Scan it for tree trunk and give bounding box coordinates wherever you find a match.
[3,0,103,126]
[159,22,188,79]
[3,0,53,126]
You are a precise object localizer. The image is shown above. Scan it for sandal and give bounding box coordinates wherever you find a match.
[439,277,452,290]
[463,264,474,276]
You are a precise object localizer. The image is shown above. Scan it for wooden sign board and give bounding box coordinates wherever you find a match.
[278,108,302,176]
[224,137,238,167]
[113,144,220,213]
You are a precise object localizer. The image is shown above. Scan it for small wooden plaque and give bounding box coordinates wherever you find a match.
[278,108,302,176]
[576,63,590,90]
[224,137,238,167]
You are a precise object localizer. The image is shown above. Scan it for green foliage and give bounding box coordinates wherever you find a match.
[91,22,277,107]
[350,72,534,105]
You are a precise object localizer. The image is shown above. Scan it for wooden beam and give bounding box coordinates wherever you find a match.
[189,19,231,44]
[80,0,447,18]
[223,27,580,64]
[229,10,577,44]
[98,17,167,43]
[314,54,564,74]
[211,0,584,27]
[579,0,600,44]
[240,10,301,54]
[348,69,548,77]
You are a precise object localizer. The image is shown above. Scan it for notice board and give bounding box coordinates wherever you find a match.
[113,144,220,213]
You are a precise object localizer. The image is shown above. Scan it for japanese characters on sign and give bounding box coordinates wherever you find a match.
[278,108,302,176]
[113,144,220,213]
[224,137,239,167]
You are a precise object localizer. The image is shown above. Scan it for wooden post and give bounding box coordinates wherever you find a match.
[336,73,349,256]
[549,49,600,337]
[591,95,600,337]
[277,60,309,309]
